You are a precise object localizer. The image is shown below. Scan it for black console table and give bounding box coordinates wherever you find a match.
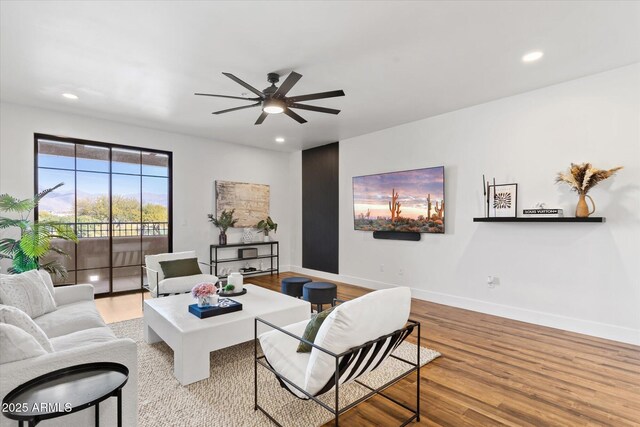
[209,241,279,280]
[2,362,128,427]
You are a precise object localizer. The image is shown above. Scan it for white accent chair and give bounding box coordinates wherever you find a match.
[255,287,421,426]
[143,251,218,297]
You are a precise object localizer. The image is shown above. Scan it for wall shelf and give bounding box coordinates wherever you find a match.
[473,217,605,223]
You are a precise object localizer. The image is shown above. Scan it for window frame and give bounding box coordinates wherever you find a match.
[34,133,173,296]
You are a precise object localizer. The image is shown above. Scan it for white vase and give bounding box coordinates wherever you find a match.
[263,234,270,242]
[227,272,243,292]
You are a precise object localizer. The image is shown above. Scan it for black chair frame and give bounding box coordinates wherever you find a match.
[254,315,421,427]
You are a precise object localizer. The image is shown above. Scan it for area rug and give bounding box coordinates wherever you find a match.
[111,318,440,427]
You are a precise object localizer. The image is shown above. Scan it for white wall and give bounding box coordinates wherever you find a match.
[293,64,640,345]
[0,102,294,272]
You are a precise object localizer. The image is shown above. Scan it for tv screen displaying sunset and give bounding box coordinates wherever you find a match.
[353,166,444,233]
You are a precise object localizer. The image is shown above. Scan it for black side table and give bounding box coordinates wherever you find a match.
[2,362,129,427]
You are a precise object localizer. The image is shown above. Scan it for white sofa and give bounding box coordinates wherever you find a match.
[0,282,138,427]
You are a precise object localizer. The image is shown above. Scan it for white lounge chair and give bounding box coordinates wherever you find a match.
[143,251,218,298]
[255,287,421,426]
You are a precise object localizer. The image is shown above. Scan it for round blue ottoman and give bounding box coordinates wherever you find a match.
[303,282,337,312]
[281,277,312,298]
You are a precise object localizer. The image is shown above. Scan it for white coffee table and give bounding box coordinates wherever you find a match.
[143,284,310,385]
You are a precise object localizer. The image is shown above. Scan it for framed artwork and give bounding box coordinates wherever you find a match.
[215,180,270,227]
[488,183,518,218]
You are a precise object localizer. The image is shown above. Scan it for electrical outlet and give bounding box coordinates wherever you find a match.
[380,264,384,272]
[487,276,499,288]
[399,268,404,276]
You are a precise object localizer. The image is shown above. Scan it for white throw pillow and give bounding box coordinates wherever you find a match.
[0,270,57,318]
[304,286,412,396]
[37,270,56,297]
[0,304,54,352]
[0,323,47,364]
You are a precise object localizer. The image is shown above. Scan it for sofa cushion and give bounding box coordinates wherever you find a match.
[0,270,57,318]
[145,251,197,292]
[0,304,53,352]
[37,270,55,297]
[34,300,105,338]
[0,323,48,364]
[304,287,411,396]
[156,274,218,296]
[259,319,311,399]
[159,258,201,279]
[50,326,117,352]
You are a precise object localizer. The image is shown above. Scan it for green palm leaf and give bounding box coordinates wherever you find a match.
[11,248,39,273]
[0,237,18,257]
[19,224,52,258]
[33,182,64,205]
[46,222,78,242]
[1,183,77,276]
[40,260,69,279]
[0,217,30,230]
[0,194,35,213]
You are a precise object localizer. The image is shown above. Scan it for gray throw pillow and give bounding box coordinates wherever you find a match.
[159,258,201,279]
[297,306,336,353]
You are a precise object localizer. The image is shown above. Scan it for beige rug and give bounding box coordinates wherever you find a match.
[111,318,440,427]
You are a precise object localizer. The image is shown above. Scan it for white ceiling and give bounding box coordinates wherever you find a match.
[1,1,639,152]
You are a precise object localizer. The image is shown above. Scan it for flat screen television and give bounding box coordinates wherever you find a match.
[353,166,444,233]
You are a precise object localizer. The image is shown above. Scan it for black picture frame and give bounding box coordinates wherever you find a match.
[488,183,518,218]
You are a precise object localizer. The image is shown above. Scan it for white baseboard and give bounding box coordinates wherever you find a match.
[289,266,640,346]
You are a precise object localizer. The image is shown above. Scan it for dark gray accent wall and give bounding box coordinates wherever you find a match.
[302,142,339,274]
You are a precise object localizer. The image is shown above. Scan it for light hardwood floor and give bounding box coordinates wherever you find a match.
[96,273,640,426]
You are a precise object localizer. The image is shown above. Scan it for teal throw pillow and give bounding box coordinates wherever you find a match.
[297,306,336,353]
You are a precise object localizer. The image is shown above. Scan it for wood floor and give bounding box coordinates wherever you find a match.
[96,273,640,426]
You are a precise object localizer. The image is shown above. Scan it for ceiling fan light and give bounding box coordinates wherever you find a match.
[263,99,285,114]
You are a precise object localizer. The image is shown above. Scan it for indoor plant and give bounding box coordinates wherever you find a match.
[256,216,278,242]
[207,209,238,245]
[0,183,78,277]
[556,163,623,217]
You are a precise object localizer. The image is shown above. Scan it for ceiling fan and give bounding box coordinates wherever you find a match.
[195,72,345,125]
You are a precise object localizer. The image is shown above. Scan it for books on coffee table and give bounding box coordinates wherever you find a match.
[189,298,242,319]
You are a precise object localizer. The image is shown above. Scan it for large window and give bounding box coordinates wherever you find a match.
[35,134,172,295]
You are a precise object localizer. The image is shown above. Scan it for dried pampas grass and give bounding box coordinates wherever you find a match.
[556,163,622,194]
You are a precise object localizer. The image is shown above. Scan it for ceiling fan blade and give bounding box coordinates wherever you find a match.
[284,108,308,124]
[222,72,265,98]
[213,102,261,115]
[254,111,268,125]
[287,90,345,103]
[195,93,261,101]
[273,71,302,98]
[288,103,340,115]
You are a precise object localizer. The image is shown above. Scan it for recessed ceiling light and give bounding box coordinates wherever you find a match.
[62,93,79,100]
[522,51,544,63]
[275,137,285,143]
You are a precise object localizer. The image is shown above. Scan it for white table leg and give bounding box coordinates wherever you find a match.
[174,347,210,385]
[144,323,161,344]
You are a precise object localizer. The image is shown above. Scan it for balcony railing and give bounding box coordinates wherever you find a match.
[70,222,169,238]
